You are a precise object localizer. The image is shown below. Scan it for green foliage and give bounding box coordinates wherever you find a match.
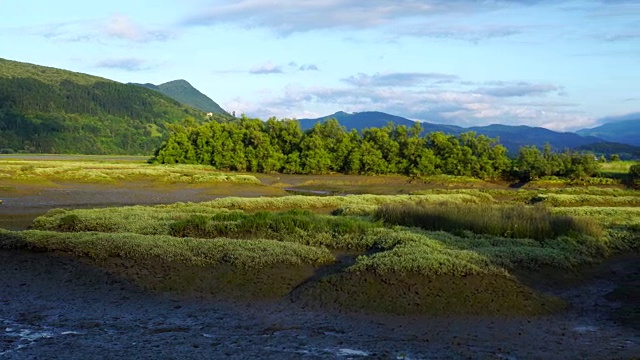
[349,225,625,275]
[0,58,207,155]
[0,229,335,268]
[513,144,600,181]
[374,203,603,241]
[629,163,640,186]
[167,210,382,249]
[154,117,513,179]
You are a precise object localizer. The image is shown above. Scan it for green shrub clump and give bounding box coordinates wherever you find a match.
[168,210,382,250]
[629,163,640,187]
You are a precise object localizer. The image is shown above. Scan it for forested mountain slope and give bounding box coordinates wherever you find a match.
[131,80,229,115]
[0,58,204,155]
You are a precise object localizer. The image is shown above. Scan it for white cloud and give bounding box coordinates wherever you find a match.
[230,71,594,131]
[105,14,172,42]
[249,62,283,74]
[343,72,459,87]
[181,0,547,34]
[95,57,150,71]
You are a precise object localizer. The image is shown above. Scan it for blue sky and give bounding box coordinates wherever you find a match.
[1,0,638,131]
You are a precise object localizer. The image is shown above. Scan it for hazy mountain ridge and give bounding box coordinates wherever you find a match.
[131,80,229,115]
[299,111,612,154]
[576,117,640,147]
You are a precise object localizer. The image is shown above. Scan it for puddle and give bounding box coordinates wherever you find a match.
[573,325,599,333]
[1,319,84,356]
[336,348,370,357]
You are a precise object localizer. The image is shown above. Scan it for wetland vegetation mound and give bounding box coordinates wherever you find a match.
[292,271,565,316]
[2,185,639,316]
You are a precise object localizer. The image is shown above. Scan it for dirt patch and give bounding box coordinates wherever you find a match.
[291,270,566,316]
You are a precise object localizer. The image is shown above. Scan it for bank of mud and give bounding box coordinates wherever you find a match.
[1,250,638,359]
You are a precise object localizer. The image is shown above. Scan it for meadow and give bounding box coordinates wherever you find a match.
[0,156,639,316]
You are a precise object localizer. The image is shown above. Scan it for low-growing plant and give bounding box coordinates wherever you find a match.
[0,229,335,268]
[531,194,640,207]
[167,210,383,249]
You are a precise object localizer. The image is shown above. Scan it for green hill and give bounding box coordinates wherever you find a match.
[0,58,205,155]
[132,80,229,115]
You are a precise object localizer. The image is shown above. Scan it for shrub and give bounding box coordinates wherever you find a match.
[166,210,382,248]
[629,163,640,186]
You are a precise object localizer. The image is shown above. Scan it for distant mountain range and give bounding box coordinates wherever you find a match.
[299,111,640,157]
[299,111,463,134]
[576,117,640,146]
[130,80,229,115]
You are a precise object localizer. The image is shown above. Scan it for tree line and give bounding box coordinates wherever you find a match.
[154,116,601,181]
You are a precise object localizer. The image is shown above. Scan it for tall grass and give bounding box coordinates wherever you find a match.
[553,207,640,227]
[374,203,603,241]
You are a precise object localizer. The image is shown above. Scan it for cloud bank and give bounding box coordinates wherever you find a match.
[230,71,595,131]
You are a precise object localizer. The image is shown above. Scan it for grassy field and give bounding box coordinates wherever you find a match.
[1,156,639,315]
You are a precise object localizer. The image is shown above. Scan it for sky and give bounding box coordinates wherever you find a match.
[1,0,639,131]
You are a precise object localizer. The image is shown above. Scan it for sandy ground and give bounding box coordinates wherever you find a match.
[0,177,638,359]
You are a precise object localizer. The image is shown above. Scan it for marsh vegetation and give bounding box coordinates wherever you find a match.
[0,157,638,317]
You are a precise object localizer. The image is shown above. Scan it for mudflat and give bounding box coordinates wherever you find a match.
[0,250,638,359]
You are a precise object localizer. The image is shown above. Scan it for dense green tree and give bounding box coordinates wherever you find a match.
[152,116,598,181]
[154,126,196,164]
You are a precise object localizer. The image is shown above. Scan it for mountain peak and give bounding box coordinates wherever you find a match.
[160,79,191,87]
[131,79,228,115]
